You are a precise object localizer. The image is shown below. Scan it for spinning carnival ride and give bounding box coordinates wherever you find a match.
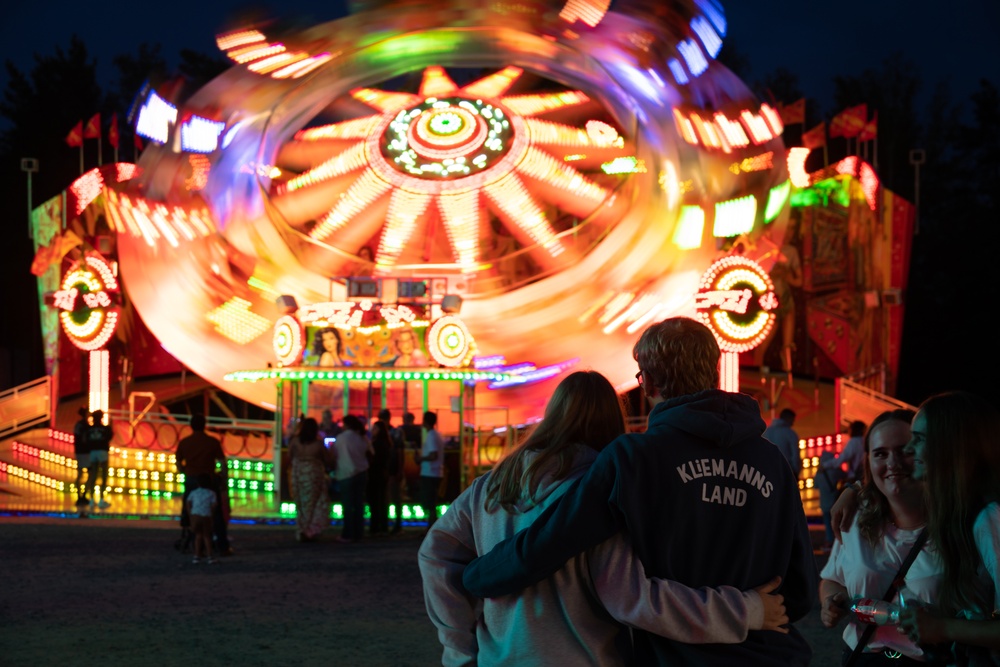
[110,0,792,422]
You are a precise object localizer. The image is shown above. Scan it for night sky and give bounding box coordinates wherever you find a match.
[2,0,997,116]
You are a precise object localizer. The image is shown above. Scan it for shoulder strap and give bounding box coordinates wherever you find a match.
[845,528,928,666]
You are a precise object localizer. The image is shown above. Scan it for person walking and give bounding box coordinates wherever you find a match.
[289,417,332,542]
[186,474,218,564]
[333,415,373,543]
[367,409,392,536]
[763,408,802,480]
[175,415,231,556]
[84,410,114,510]
[387,412,408,535]
[416,411,443,533]
[462,317,816,665]
[72,407,92,506]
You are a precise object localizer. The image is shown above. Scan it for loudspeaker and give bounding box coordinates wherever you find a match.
[275,295,298,313]
[441,294,463,314]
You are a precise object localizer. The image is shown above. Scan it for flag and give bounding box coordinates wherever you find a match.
[829,104,867,138]
[65,121,83,147]
[779,98,805,125]
[858,111,878,142]
[802,122,826,149]
[108,113,119,149]
[30,230,82,276]
[83,113,101,139]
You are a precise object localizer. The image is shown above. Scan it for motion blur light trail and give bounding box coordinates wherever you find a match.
[109,0,791,422]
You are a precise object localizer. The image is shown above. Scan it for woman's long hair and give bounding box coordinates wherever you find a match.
[855,409,917,546]
[922,391,1000,612]
[484,371,626,513]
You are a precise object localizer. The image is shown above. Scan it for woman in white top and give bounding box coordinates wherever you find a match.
[898,391,1000,666]
[419,371,789,667]
[819,409,941,664]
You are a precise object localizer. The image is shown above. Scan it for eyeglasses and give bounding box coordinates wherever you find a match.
[635,370,644,388]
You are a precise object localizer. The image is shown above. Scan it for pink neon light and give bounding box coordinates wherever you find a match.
[70,168,105,215]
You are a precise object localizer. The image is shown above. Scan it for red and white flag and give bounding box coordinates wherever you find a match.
[802,122,826,149]
[108,113,119,149]
[83,113,101,139]
[858,111,878,142]
[779,98,805,125]
[830,104,867,138]
[65,120,83,147]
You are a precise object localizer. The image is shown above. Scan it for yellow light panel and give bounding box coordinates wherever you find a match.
[206,297,271,344]
[524,118,591,147]
[309,168,393,242]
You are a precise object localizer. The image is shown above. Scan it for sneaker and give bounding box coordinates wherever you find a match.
[207,557,218,565]
[192,557,202,564]
[97,500,111,509]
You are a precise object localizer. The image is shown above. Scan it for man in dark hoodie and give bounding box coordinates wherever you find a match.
[462,317,816,666]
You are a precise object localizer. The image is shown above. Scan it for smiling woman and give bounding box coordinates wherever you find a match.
[817,409,943,665]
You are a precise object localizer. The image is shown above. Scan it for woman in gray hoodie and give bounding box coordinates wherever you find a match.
[418,371,787,666]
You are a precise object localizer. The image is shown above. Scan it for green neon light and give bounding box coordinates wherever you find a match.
[224,368,512,384]
[673,205,705,250]
[764,180,791,223]
[713,195,757,238]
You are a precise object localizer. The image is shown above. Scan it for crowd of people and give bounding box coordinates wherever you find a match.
[413,316,1000,667]
[285,409,441,544]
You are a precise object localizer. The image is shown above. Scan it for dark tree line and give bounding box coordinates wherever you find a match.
[2,34,998,409]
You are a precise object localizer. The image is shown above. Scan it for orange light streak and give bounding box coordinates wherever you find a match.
[419,66,458,97]
[437,190,482,269]
[294,116,380,142]
[558,0,611,27]
[483,173,564,257]
[230,43,286,64]
[352,88,421,112]
[516,145,608,203]
[309,168,392,242]
[461,66,523,98]
[376,189,433,266]
[524,118,590,146]
[216,30,266,51]
[501,91,590,116]
[280,142,368,193]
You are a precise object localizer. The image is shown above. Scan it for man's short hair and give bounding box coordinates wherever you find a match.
[849,420,866,437]
[190,414,207,432]
[422,411,437,428]
[403,412,415,425]
[633,318,720,399]
[378,409,391,421]
[779,408,796,422]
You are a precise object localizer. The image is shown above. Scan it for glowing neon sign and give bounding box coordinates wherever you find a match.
[56,255,120,351]
[694,255,777,353]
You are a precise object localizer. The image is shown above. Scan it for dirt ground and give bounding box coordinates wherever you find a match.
[0,517,844,666]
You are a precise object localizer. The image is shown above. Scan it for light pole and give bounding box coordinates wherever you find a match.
[909,149,926,234]
[21,158,38,239]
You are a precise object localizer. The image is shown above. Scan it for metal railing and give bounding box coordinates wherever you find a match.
[105,408,275,458]
[835,364,915,432]
[0,377,51,439]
